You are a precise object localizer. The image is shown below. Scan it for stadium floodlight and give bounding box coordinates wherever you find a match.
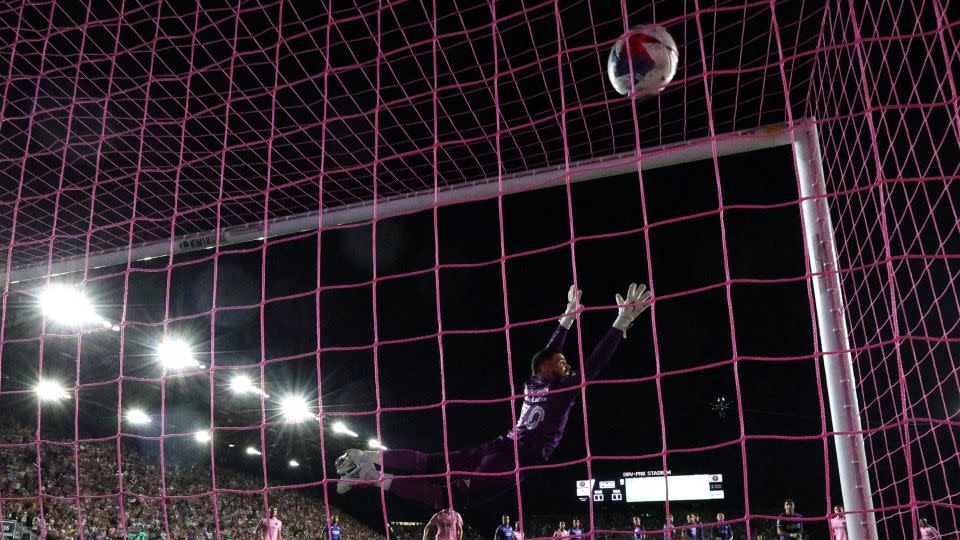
[193,431,211,443]
[279,394,312,423]
[367,438,387,450]
[245,446,262,456]
[228,444,235,448]
[157,338,199,370]
[38,284,109,328]
[35,380,70,402]
[229,374,268,398]
[331,421,358,438]
[126,408,151,425]
[288,459,300,468]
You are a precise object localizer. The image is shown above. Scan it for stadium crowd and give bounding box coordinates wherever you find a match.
[4,420,946,539]
[1,424,381,540]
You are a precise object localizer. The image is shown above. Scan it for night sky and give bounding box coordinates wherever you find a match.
[1,143,841,533]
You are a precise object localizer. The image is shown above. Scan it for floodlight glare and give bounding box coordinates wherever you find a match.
[35,380,70,402]
[288,459,300,468]
[331,421,358,438]
[193,431,211,443]
[367,438,387,450]
[157,339,198,370]
[229,375,254,394]
[245,447,262,456]
[39,285,105,327]
[126,408,151,425]
[279,395,312,422]
[229,374,267,397]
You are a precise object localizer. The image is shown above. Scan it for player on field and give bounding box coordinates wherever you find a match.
[776,499,803,539]
[256,508,283,540]
[828,506,847,540]
[334,284,652,507]
[513,521,524,540]
[569,519,583,540]
[919,518,940,539]
[424,508,463,540]
[494,515,514,540]
[322,515,342,540]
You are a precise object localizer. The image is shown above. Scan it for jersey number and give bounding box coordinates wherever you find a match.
[520,405,545,430]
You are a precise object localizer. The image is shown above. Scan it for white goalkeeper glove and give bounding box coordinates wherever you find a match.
[612,283,652,337]
[558,285,583,329]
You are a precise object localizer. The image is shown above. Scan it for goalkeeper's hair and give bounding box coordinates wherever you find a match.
[531,348,561,375]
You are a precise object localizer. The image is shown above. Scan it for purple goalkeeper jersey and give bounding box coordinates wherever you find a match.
[507,325,624,461]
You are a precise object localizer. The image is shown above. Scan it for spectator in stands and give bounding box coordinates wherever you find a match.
[632,515,646,540]
[1,424,382,540]
[711,513,732,540]
[687,513,702,539]
[553,521,568,538]
[662,515,675,540]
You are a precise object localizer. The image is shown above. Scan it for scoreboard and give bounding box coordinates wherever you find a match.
[576,472,724,503]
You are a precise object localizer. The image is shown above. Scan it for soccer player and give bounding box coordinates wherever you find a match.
[255,508,283,540]
[424,508,463,540]
[632,516,646,540]
[776,500,803,540]
[494,515,514,540]
[322,515,342,540]
[711,513,732,540]
[919,518,940,539]
[553,521,569,538]
[828,506,846,540]
[513,521,524,540]
[569,519,583,539]
[335,284,652,507]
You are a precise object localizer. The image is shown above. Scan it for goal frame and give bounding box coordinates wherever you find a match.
[2,119,879,539]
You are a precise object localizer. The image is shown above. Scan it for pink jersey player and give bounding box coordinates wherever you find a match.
[919,518,940,539]
[426,508,463,540]
[513,523,524,540]
[258,508,283,540]
[829,516,847,540]
[829,506,847,540]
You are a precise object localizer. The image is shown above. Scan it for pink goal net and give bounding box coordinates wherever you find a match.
[0,1,957,540]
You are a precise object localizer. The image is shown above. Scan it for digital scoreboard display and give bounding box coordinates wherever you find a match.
[576,472,724,503]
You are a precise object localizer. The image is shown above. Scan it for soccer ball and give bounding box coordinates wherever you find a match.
[607,24,679,97]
